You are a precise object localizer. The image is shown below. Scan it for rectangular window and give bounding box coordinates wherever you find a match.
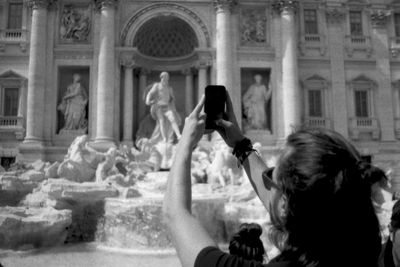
[354,90,369,117]
[7,3,23,29]
[304,9,318,35]
[3,88,19,116]
[395,13,400,37]
[350,11,363,36]
[308,90,323,117]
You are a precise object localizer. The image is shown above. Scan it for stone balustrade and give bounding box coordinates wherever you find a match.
[299,34,326,56]
[0,116,24,128]
[349,117,380,140]
[390,37,400,57]
[395,118,400,139]
[304,117,331,129]
[0,29,28,42]
[345,35,372,57]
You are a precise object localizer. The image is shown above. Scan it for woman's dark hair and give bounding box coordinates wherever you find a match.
[269,128,381,267]
[229,223,265,263]
[391,200,400,230]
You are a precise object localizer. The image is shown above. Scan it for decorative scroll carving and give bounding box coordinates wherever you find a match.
[325,8,345,24]
[214,0,237,13]
[95,0,118,10]
[240,7,267,46]
[60,4,91,43]
[272,0,299,14]
[120,58,136,69]
[370,10,391,28]
[26,0,55,9]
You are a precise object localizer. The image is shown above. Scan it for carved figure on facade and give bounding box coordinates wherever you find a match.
[145,72,182,143]
[325,8,345,24]
[242,74,272,130]
[370,10,391,28]
[240,8,267,45]
[272,0,299,14]
[57,73,88,132]
[60,5,91,42]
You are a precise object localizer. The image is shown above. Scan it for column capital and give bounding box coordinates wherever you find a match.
[370,10,391,28]
[195,60,212,70]
[272,0,299,14]
[120,58,137,69]
[325,8,346,25]
[214,0,237,13]
[182,68,193,76]
[26,0,55,10]
[94,0,118,11]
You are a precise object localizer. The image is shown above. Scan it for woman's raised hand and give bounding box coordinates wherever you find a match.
[216,91,245,148]
[180,96,207,148]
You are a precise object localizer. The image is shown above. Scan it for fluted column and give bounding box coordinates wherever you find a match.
[121,59,135,146]
[94,0,118,148]
[196,61,209,99]
[138,68,149,122]
[214,0,237,110]
[183,68,194,116]
[325,7,348,137]
[273,0,301,137]
[23,0,52,144]
[371,10,395,141]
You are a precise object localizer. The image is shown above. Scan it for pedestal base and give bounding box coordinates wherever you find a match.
[91,139,116,152]
[96,196,227,250]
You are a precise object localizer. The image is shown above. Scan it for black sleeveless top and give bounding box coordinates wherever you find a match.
[195,247,299,267]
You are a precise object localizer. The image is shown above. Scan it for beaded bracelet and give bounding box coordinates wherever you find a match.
[232,137,256,166]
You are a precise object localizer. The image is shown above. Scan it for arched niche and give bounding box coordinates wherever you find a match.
[121,3,211,49]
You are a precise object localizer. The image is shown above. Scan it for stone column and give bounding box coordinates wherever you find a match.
[121,59,135,146]
[371,10,395,141]
[273,0,301,137]
[326,7,348,137]
[94,0,118,148]
[23,0,52,144]
[196,61,209,99]
[138,68,149,122]
[214,0,238,114]
[183,68,194,116]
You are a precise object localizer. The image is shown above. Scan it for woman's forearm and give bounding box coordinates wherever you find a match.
[164,141,193,215]
[242,151,271,211]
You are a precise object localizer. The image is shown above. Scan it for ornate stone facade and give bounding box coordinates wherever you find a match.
[0,0,400,189]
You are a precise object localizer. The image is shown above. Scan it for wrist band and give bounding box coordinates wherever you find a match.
[232,137,255,166]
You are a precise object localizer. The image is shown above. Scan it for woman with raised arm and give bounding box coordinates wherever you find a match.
[163,93,381,267]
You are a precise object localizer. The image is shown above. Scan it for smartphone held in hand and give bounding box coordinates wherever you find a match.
[204,85,227,130]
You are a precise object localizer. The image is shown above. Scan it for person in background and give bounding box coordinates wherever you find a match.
[379,200,400,267]
[229,223,265,263]
[163,93,381,267]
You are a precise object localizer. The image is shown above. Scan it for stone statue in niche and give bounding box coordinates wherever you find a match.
[145,71,182,143]
[241,8,267,45]
[242,74,271,130]
[60,5,91,42]
[57,73,88,133]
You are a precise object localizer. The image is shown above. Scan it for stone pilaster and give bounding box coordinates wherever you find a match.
[272,0,301,137]
[325,7,348,137]
[23,0,53,144]
[183,68,194,116]
[121,58,136,146]
[214,0,238,116]
[370,9,395,140]
[138,68,149,122]
[196,60,210,99]
[93,0,118,149]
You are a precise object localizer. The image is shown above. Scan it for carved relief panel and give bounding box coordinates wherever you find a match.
[240,7,268,46]
[59,3,92,44]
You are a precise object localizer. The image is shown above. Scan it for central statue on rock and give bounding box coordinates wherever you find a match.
[145,71,182,143]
